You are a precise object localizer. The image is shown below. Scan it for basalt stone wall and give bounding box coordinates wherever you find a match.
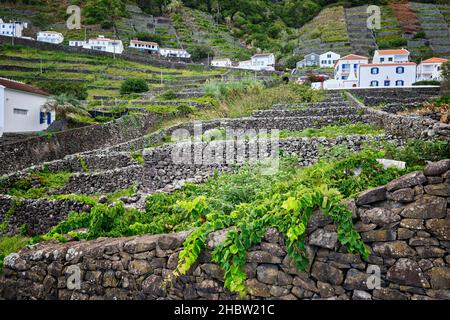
[350,87,440,107]
[0,195,91,236]
[252,107,362,118]
[346,92,450,139]
[1,160,449,300]
[0,113,162,175]
[141,135,394,193]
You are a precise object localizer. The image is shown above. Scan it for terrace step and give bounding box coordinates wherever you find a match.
[252,107,361,118]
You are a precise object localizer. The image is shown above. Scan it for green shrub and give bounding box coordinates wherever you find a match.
[38,81,88,100]
[160,90,176,100]
[187,44,215,62]
[177,104,196,115]
[120,78,149,95]
[413,80,441,86]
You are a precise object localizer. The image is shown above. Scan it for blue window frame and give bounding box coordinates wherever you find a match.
[395,80,404,86]
[371,67,379,75]
[370,80,379,87]
[39,112,45,124]
[384,80,391,86]
[396,66,404,74]
[46,112,52,125]
[342,76,347,80]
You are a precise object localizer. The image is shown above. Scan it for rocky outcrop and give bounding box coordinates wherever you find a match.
[1,161,449,300]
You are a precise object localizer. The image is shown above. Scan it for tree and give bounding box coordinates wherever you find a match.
[42,94,92,122]
[120,78,149,95]
[84,0,126,29]
[188,44,214,62]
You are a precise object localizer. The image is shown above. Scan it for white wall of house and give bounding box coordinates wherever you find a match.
[417,61,447,81]
[251,54,275,71]
[0,20,27,38]
[2,89,53,134]
[211,59,232,67]
[37,31,64,44]
[359,63,417,88]
[373,50,410,64]
[0,85,4,137]
[83,37,124,54]
[129,40,159,52]
[159,48,191,58]
[334,57,369,81]
[319,51,340,68]
[69,40,86,47]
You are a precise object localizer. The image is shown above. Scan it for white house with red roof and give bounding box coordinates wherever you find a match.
[359,62,417,88]
[37,31,64,44]
[0,78,53,137]
[332,54,369,88]
[129,39,159,53]
[82,35,124,54]
[417,57,449,81]
[373,49,410,64]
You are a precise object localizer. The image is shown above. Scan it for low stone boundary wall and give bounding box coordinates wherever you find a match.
[252,107,361,118]
[0,113,162,175]
[346,92,450,139]
[1,160,449,300]
[0,195,91,236]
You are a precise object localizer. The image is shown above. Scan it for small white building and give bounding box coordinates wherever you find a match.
[334,54,369,88]
[319,51,341,68]
[82,36,124,54]
[0,78,53,137]
[159,48,191,59]
[0,19,28,38]
[237,60,252,69]
[417,57,449,81]
[129,39,159,53]
[37,31,64,44]
[211,58,232,68]
[250,53,275,71]
[372,49,410,64]
[69,40,87,47]
[359,62,417,88]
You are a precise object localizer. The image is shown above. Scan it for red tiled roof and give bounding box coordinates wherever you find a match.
[375,49,410,55]
[0,78,49,96]
[422,57,449,63]
[339,54,369,60]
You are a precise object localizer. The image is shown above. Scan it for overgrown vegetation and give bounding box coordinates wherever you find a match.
[120,78,149,95]
[22,137,450,294]
[0,236,29,273]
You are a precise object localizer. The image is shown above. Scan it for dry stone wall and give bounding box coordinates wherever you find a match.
[1,160,449,300]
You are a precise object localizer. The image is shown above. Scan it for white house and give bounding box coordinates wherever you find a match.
[82,36,124,54]
[37,31,64,44]
[129,39,159,53]
[0,19,28,38]
[319,51,341,68]
[297,53,320,68]
[250,53,275,71]
[372,49,410,64]
[237,60,252,69]
[0,78,53,137]
[359,62,417,88]
[159,48,191,59]
[211,58,232,68]
[69,40,87,47]
[417,57,449,81]
[334,54,369,88]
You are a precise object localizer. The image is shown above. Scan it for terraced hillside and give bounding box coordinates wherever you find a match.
[344,6,377,56]
[294,6,352,57]
[0,44,229,100]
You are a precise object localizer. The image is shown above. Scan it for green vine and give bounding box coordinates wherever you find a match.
[0,198,20,233]
[174,184,370,298]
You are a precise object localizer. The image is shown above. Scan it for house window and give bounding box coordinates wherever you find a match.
[40,112,45,124]
[342,76,347,80]
[13,108,28,115]
[327,54,331,58]
[395,80,404,86]
[46,112,52,125]
[396,67,404,74]
[384,80,391,86]
[371,67,379,74]
[380,58,385,62]
[388,57,393,62]
[370,80,379,87]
